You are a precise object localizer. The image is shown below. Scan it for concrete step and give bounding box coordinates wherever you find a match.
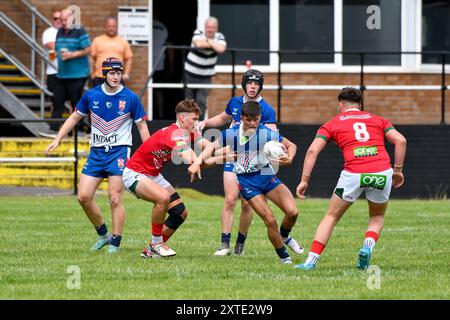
[8,87,41,95]
[0,137,95,190]
[0,149,87,157]
[0,75,33,84]
[0,64,18,71]
[0,137,90,153]
[21,98,52,108]
[0,163,81,175]
[0,174,108,190]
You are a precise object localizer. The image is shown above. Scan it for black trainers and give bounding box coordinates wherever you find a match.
[234,242,245,255]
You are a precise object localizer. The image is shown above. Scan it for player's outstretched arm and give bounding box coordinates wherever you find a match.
[202,146,234,168]
[296,138,327,199]
[201,111,232,129]
[136,120,151,143]
[45,112,84,154]
[385,129,407,188]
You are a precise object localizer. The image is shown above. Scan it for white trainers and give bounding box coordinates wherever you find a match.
[150,242,176,257]
[281,256,293,264]
[214,242,231,256]
[141,247,162,259]
[284,237,304,254]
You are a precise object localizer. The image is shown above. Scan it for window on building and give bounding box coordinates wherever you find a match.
[279,0,334,63]
[422,0,450,64]
[342,0,401,66]
[211,0,270,65]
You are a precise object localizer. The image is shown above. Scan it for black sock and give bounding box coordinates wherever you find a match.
[95,223,108,237]
[280,225,291,238]
[236,232,247,244]
[275,246,290,259]
[221,233,231,244]
[110,234,122,247]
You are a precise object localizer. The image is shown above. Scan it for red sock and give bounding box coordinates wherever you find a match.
[163,234,170,243]
[152,223,164,236]
[365,231,379,242]
[310,240,326,255]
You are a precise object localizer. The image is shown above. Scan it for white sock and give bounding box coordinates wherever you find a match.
[363,237,377,252]
[152,235,163,244]
[305,252,320,265]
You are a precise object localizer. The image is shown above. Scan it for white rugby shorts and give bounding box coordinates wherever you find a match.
[122,167,172,197]
[334,168,393,203]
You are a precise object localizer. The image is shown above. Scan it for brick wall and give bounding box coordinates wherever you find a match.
[210,73,450,124]
[1,1,449,124]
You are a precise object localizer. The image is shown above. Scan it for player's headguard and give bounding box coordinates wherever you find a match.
[241,69,264,97]
[101,57,124,78]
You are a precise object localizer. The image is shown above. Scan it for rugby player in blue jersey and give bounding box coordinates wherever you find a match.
[190,101,303,264]
[45,58,150,253]
[199,69,301,256]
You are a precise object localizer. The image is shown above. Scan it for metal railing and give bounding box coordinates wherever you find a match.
[0,119,80,195]
[20,0,52,75]
[141,46,449,124]
[0,10,56,118]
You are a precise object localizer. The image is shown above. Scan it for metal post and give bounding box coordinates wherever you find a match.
[277,52,282,123]
[74,125,78,195]
[181,48,187,98]
[441,53,446,125]
[360,52,365,110]
[231,51,236,99]
[31,11,36,75]
[40,58,45,118]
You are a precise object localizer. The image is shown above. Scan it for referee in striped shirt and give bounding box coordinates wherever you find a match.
[184,17,227,120]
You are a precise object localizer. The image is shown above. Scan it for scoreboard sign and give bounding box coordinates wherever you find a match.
[118,7,149,45]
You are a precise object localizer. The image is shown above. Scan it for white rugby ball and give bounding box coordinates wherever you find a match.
[263,141,287,161]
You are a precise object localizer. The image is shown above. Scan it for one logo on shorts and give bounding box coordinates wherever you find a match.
[106,102,112,108]
[117,158,125,169]
[354,146,378,158]
[119,100,126,111]
[360,174,386,190]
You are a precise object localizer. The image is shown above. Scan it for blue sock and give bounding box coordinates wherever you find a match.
[221,233,231,244]
[236,232,247,244]
[110,234,122,247]
[95,223,108,237]
[280,226,291,238]
[275,246,290,259]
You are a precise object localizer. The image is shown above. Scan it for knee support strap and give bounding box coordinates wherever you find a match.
[165,202,186,230]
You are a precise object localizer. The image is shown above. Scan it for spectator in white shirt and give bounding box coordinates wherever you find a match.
[184,17,226,120]
[42,11,62,112]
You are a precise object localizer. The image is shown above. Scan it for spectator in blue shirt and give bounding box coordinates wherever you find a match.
[41,8,91,136]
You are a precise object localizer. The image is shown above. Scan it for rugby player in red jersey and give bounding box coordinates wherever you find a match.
[123,99,228,258]
[295,87,407,270]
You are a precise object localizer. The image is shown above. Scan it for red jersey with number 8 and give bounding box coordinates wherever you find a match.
[316,110,395,173]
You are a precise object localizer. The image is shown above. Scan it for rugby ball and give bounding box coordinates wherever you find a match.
[263,141,287,161]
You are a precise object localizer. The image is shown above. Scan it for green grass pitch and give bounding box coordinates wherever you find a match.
[0,190,449,299]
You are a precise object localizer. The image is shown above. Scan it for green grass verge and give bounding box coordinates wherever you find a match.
[0,191,448,299]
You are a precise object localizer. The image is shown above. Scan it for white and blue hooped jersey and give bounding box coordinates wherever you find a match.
[76,84,146,148]
[225,96,277,127]
[220,124,282,175]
